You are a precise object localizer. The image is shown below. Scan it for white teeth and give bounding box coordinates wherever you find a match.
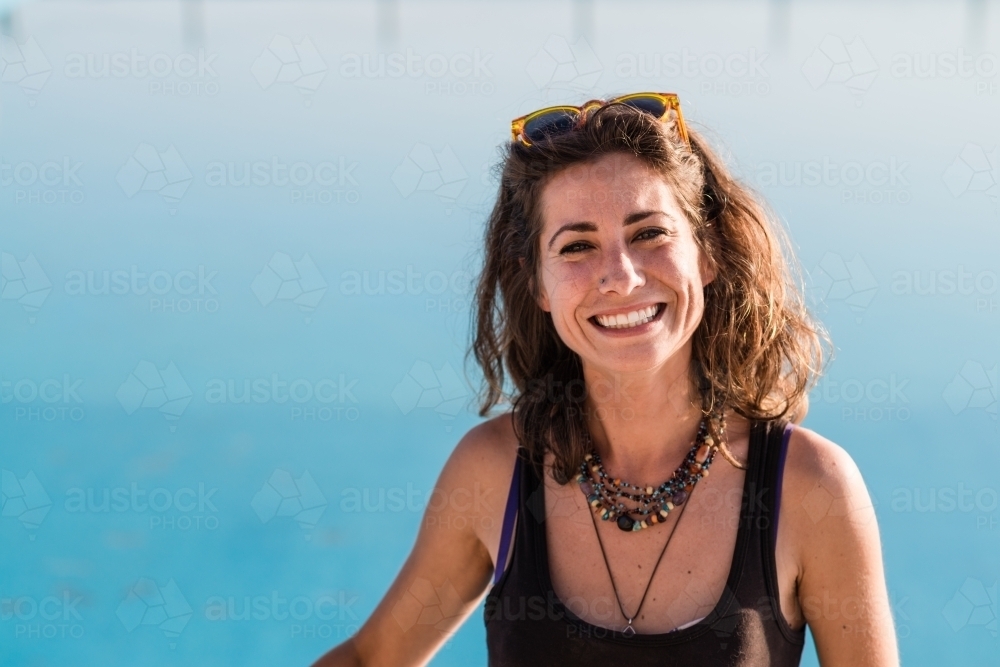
[594,305,660,329]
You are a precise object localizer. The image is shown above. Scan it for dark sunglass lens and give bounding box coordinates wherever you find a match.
[523,110,579,142]
[621,96,666,117]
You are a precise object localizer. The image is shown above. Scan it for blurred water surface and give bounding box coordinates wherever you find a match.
[1,1,998,665]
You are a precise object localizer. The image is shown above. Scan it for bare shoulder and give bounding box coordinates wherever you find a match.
[447,411,520,484]
[780,423,880,556]
[782,424,872,505]
[778,428,898,663]
[435,412,521,557]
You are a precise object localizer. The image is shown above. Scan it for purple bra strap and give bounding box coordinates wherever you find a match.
[772,422,794,551]
[493,452,522,586]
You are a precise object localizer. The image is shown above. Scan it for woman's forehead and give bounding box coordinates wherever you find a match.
[539,159,683,228]
[546,151,660,187]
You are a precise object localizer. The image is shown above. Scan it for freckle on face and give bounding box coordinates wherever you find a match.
[532,152,713,374]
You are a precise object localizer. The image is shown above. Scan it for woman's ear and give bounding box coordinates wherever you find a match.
[536,286,550,312]
[789,393,809,425]
[519,256,550,312]
[699,249,718,287]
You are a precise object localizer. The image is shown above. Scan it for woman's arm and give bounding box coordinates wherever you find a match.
[310,419,514,667]
[786,427,900,666]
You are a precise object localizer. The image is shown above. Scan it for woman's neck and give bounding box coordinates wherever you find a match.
[579,361,745,486]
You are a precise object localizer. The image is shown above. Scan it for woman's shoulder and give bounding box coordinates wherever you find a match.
[779,422,891,651]
[455,412,518,466]
[780,422,879,542]
[783,423,870,499]
[437,412,521,559]
[447,411,521,482]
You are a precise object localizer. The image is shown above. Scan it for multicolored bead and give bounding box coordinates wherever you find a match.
[575,410,724,535]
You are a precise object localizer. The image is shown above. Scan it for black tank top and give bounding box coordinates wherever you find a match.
[484,418,806,666]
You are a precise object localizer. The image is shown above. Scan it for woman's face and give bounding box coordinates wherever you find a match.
[534,151,716,376]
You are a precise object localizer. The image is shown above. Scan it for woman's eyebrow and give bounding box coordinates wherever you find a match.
[546,210,674,250]
[547,221,597,250]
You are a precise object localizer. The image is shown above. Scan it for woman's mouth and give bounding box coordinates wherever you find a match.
[590,303,665,330]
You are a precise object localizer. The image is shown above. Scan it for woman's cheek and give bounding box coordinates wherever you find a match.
[544,270,581,311]
[550,263,593,295]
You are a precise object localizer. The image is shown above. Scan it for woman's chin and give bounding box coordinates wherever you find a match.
[579,344,684,375]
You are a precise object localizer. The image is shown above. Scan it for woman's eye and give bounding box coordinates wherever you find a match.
[560,241,592,254]
[635,227,667,242]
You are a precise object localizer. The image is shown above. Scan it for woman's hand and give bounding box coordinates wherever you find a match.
[310,418,515,667]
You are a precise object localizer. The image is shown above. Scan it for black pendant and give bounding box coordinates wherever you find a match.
[616,515,634,531]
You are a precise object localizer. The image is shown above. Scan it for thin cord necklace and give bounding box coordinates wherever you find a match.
[587,484,693,636]
[575,409,724,636]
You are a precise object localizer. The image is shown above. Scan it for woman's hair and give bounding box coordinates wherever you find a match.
[469,101,832,483]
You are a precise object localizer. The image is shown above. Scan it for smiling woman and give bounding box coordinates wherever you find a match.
[311,98,900,667]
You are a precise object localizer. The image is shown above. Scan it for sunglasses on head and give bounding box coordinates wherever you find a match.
[510,92,690,147]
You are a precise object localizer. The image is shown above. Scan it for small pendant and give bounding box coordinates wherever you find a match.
[622,621,636,637]
[616,515,634,531]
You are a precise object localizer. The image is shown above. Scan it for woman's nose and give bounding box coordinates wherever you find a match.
[597,249,644,295]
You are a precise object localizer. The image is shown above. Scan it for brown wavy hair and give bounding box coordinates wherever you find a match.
[469,101,832,484]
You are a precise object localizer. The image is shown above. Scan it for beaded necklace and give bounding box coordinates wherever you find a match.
[575,409,726,636]
[575,409,724,532]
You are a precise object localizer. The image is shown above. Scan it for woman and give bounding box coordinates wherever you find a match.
[314,93,899,666]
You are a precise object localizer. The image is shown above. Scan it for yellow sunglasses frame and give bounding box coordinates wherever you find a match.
[510,92,690,147]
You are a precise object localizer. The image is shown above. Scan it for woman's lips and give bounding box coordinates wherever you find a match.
[589,303,665,331]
